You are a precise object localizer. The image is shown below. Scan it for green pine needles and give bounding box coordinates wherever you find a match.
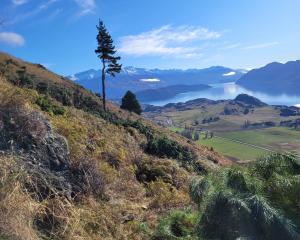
[154,153,300,240]
[120,90,142,115]
[95,20,122,111]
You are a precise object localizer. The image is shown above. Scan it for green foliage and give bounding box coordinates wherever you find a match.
[36,82,49,94]
[189,154,300,239]
[198,191,298,240]
[17,68,33,87]
[189,178,210,204]
[253,153,300,180]
[152,210,198,240]
[181,129,193,140]
[120,90,142,115]
[153,154,300,239]
[122,120,198,166]
[0,233,10,240]
[95,20,122,111]
[95,20,122,77]
[135,159,170,184]
[35,96,65,116]
[193,132,200,141]
[226,168,248,192]
[146,135,197,164]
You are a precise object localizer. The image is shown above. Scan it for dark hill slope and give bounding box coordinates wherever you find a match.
[237,60,300,94]
[234,94,267,107]
[0,52,228,240]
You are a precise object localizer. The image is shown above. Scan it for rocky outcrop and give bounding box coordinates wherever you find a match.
[0,105,72,199]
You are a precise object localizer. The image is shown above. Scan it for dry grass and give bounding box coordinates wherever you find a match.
[0,55,229,239]
[0,156,41,240]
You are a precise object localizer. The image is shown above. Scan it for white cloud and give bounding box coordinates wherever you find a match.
[119,25,221,58]
[11,0,58,24]
[12,0,28,5]
[223,71,236,76]
[0,32,25,47]
[140,78,160,82]
[73,0,96,16]
[242,42,278,50]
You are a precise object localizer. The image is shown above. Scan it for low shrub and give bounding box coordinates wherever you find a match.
[146,136,197,164]
[35,95,65,116]
[226,168,248,192]
[101,152,121,170]
[152,210,197,240]
[134,158,172,184]
[69,159,107,201]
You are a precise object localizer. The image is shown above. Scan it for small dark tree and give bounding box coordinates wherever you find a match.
[95,20,122,111]
[181,129,193,140]
[121,91,142,115]
[194,131,200,141]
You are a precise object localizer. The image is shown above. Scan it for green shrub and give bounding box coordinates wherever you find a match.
[152,210,198,240]
[226,168,248,192]
[189,178,210,204]
[35,96,52,112]
[253,153,300,180]
[146,136,197,164]
[134,158,173,185]
[35,96,65,116]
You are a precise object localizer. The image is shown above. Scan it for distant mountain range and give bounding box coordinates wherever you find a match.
[69,66,246,100]
[135,84,211,102]
[70,59,300,103]
[237,60,300,94]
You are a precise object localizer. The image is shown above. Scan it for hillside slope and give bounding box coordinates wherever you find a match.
[0,52,228,240]
[237,60,300,94]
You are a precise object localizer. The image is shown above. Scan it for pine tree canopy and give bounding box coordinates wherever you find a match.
[121,91,142,115]
[95,20,122,76]
[95,20,122,111]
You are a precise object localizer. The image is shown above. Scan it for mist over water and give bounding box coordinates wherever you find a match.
[147,82,300,107]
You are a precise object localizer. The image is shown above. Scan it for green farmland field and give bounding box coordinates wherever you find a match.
[219,127,300,154]
[170,126,300,162]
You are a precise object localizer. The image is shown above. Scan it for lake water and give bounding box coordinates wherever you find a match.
[146,82,300,107]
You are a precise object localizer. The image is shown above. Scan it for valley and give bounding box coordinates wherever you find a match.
[144,95,300,162]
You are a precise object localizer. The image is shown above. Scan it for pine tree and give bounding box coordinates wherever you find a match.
[95,20,122,111]
[120,91,142,115]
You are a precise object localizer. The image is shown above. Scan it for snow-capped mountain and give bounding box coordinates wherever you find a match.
[68,66,246,100]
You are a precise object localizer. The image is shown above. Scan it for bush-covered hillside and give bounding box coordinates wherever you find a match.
[0,52,228,240]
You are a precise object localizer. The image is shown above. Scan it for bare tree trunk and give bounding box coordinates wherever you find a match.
[101,59,106,111]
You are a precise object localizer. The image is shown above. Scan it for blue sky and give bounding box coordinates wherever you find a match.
[0,0,300,75]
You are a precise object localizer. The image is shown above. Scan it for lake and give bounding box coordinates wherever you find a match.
[146,82,300,107]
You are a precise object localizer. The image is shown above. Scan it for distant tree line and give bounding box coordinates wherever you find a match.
[180,129,214,141]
